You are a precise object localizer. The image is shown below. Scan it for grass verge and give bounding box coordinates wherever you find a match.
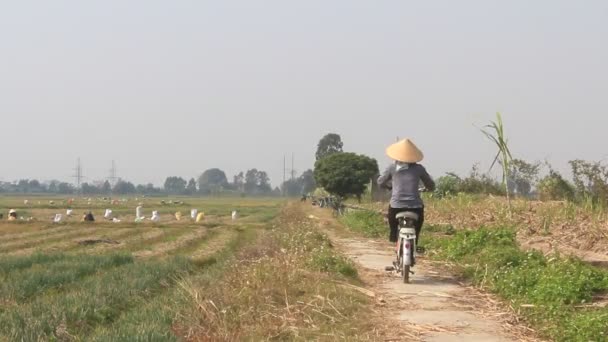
[175,203,373,341]
[339,210,386,238]
[426,227,608,342]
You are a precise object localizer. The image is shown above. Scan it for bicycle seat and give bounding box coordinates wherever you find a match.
[395,212,419,221]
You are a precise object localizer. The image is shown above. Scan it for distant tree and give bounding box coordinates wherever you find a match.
[257,171,272,194]
[17,179,29,193]
[538,170,575,201]
[48,181,58,193]
[508,159,541,197]
[244,169,259,194]
[136,184,147,194]
[299,169,316,194]
[314,152,378,200]
[281,170,316,197]
[242,169,273,195]
[569,159,608,203]
[113,181,136,195]
[101,180,112,195]
[143,183,162,195]
[28,179,45,193]
[57,182,74,194]
[198,168,228,194]
[81,183,100,195]
[281,179,301,197]
[164,177,187,195]
[186,178,198,195]
[316,133,343,161]
[232,172,245,193]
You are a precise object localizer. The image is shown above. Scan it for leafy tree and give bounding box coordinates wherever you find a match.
[164,176,187,195]
[17,179,29,193]
[257,171,272,194]
[48,181,58,193]
[113,181,136,195]
[242,169,273,195]
[314,152,378,200]
[136,184,147,194]
[244,169,259,194]
[198,168,228,194]
[81,183,100,195]
[281,169,317,197]
[137,183,162,195]
[57,182,74,194]
[281,179,301,197]
[508,159,541,197]
[101,180,112,195]
[569,160,608,203]
[316,133,343,161]
[538,170,575,201]
[28,179,45,193]
[300,169,316,194]
[186,178,197,195]
[232,172,245,193]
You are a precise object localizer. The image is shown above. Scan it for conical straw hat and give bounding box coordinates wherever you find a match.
[386,139,424,163]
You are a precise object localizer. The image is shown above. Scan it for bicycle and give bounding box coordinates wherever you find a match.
[389,187,427,283]
[393,211,419,283]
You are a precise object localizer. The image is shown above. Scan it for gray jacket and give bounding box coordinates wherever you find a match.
[377,163,435,208]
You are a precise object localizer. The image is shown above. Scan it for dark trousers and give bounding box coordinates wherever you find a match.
[388,206,424,244]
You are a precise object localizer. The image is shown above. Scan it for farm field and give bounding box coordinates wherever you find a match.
[0,196,378,341]
[3,194,607,341]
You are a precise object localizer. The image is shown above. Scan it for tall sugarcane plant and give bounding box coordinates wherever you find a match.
[481,112,513,213]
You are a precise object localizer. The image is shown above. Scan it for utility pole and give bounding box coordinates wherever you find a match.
[291,153,295,180]
[283,155,286,197]
[108,160,118,186]
[72,158,83,192]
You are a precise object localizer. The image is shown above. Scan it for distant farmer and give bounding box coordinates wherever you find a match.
[377,139,435,249]
[82,211,95,222]
[8,209,18,221]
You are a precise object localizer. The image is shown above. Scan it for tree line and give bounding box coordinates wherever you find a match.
[0,167,318,197]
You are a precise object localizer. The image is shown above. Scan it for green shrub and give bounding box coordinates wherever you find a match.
[537,170,575,201]
[433,165,504,198]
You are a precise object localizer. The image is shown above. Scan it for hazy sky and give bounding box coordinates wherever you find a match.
[1,1,607,186]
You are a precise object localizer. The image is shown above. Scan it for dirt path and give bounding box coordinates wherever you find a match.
[309,208,538,342]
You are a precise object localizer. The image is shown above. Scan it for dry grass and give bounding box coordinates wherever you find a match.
[175,203,377,341]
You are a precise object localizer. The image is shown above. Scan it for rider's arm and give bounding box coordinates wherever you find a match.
[377,165,393,190]
[419,166,436,192]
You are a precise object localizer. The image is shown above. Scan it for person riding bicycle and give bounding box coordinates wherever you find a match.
[377,139,435,249]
